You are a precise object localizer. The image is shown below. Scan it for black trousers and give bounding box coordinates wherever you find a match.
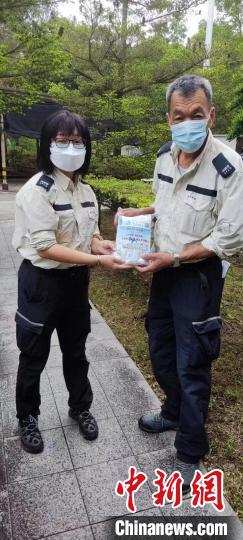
[146,257,224,463]
[15,259,93,419]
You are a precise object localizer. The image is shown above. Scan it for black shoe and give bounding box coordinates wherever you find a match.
[19,414,44,454]
[174,459,200,495]
[69,409,98,440]
[138,412,178,433]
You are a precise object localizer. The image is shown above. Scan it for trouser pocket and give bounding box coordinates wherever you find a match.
[191,316,222,367]
[15,310,45,358]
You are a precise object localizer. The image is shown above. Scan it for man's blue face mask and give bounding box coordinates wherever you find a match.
[170,118,208,153]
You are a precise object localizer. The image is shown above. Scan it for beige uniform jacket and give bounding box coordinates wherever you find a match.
[153,130,243,258]
[12,169,100,269]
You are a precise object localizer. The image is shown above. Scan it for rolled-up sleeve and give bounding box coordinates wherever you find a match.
[22,188,58,251]
[202,169,243,258]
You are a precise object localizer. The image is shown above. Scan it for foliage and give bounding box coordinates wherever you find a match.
[1,0,243,180]
[191,22,243,134]
[90,123,170,178]
[0,9,70,112]
[215,0,243,34]
[6,137,37,170]
[86,175,154,209]
[227,84,243,139]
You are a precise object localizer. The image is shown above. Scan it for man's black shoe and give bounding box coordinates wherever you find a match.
[19,414,44,454]
[69,409,98,440]
[174,459,200,495]
[138,412,178,433]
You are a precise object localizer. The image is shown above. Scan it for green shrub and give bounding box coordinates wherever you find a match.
[7,137,37,172]
[86,175,154,210]
[90,155,155,179]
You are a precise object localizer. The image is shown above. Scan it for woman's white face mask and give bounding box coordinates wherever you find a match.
[50,142,86,172]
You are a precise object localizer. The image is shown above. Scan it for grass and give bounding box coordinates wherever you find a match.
[89,209,243,517]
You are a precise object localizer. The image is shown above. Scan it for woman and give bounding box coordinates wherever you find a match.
[12,110,128,454]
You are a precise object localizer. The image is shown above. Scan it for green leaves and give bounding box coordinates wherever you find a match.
[87,175,154,209]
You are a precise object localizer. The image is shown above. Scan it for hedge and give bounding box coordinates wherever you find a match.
[86,175,154,210]
[90,155,155,179]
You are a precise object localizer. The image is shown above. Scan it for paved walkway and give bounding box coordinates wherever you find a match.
[0,185,240,539]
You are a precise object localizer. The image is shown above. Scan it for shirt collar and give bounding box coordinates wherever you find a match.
[170,129,214,169]
[53,168,76,191]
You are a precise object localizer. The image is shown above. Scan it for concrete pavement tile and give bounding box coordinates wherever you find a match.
[88,324,116,342]
[64,416,132,469]
[51,330,60,346]
[0,332,17,355]
[0,268,16,277]
[0,351,19,376]
[117,413,176,455]
[0,402,3,438]
[5,428,72,482]
[92,362,160,416]
[76,457,153,523]
[0,370,52,402]
[45,527,94,540]
[86,339,128,364]
[0,306,16,332]
[9,471,89,539]
[0,442,7,485]
[2,393,61,437]
[47,365,101,396]
[0,489,12,540]
[136,447,177,491]
[0,277,17,293]
[46,366,70,395]
[0,292,17,306]
[47,345,62,368]
[92,509,164,540]
[90,308,105,325]
[0,255,14,269]
[161,495,237,517]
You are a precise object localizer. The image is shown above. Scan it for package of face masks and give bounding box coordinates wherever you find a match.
[114,214,152,265]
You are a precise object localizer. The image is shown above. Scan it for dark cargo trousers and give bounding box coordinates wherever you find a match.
[15,259,93,420]
[146,257,224,463]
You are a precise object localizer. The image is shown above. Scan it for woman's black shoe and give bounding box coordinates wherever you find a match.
[69,409,98,440]
[19,414,44,453]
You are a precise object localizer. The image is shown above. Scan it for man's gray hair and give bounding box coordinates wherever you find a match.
[166,75,213,111]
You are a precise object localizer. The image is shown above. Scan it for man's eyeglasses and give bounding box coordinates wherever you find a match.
[54,138,85,149]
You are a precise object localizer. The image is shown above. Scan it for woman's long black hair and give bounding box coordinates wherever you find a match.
[37,110,91,177]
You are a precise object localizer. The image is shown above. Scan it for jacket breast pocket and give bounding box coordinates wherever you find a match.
[79,205,99,238]
[190,316,222,367]
[181,188,216,237]
[55,209,76,244]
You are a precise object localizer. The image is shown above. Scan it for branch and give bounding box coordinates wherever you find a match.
[1,0,63,9]
[72,68,94,81]
[143,0,206,24]
[88,37,105,77]
[122,54,206,94]
[2,44,23,57]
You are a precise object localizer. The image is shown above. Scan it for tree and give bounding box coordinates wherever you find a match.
[47,1,208,176]
[215,0,242,35]
[0,13,70,112]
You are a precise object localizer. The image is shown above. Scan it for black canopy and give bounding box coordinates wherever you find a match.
[4,102,63,138]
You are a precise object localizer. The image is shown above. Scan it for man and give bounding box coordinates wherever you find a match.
[117,75,243,492]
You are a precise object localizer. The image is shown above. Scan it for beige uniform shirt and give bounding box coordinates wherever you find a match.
[12,169,100,269]
[153,130,243,258]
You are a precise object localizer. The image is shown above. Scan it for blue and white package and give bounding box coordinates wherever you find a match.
[114,214,152,265]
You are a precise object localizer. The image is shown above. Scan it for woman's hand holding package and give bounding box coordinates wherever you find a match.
[91,237,115,255]
[99,255,133,271]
